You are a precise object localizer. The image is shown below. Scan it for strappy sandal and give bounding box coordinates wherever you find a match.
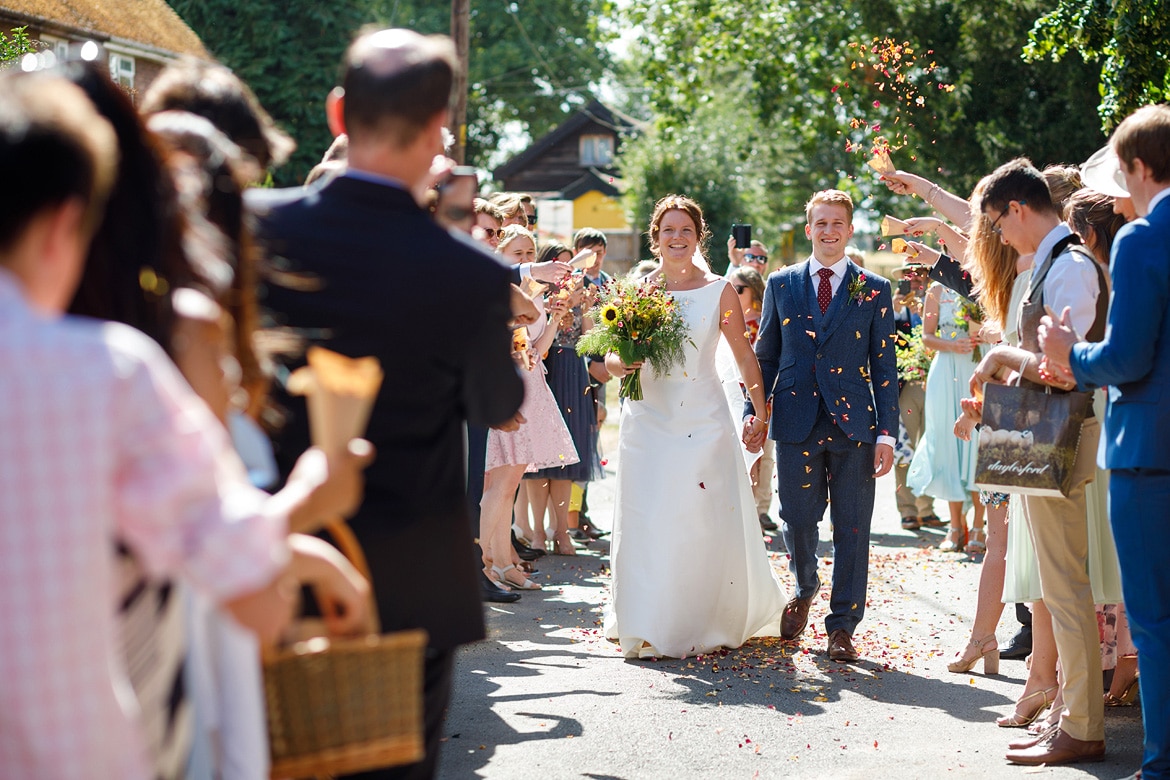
[491,563,541,591]
[965,528,987,555]
[996,685,1057,728]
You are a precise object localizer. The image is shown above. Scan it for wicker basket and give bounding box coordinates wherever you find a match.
[264,628,427,778]
[264,519,427,778]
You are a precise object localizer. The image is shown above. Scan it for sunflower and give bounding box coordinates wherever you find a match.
[601,304,620,324]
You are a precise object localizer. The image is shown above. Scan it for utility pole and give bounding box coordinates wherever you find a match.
[451,0,469,163]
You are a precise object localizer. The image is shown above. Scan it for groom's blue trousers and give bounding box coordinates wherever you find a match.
[1111,469,1170,779]
[775,408,875,636]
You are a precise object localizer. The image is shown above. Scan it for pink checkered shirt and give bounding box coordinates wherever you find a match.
[0,271,289,778]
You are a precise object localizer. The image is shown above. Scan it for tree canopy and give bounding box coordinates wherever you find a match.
[611,0,1107,267]
[172,0,609,184]
[1026,0,1169,130]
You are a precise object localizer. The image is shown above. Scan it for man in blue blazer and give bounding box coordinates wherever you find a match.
[1041,104,1170,780]
[746,190,899,662]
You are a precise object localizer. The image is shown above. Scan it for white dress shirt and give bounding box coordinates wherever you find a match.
[1032,223,1100,338]
[808,256,849,295]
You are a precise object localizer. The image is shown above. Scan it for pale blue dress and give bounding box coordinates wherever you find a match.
[907,284,980,502]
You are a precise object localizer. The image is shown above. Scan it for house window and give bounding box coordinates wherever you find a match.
[579,134,614,167]
[41,35,70,62]
[109,53,135,89]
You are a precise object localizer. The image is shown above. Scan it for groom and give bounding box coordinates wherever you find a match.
[746,189,899,662]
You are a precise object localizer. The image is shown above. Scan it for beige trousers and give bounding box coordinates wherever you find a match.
[1021,417,1104,742]
[895,381,935,518]
[754,439,776,516]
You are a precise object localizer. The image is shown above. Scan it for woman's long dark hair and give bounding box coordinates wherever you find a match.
[63,62,197,354]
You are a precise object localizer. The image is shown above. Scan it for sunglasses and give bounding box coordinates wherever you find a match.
[482,227,502,239]
[744,253,768,263]
[525,213,537,226]
[733,284,749,294]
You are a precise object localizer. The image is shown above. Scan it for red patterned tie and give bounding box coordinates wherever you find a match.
[817,267,834,314]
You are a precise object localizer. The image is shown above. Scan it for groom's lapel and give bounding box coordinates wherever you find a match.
[819,263,858,345]
[788,260,817,340]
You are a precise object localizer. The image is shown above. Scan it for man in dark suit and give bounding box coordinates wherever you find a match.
[251,29,524,779]
[747,190,899,663]
[1041,104,1170,779]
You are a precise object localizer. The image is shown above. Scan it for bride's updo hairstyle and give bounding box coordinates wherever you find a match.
[648,194,710,256]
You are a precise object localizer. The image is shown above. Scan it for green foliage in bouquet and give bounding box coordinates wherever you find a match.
[576,276,693,400]
[895,324,932,384]
[953,297,984,361]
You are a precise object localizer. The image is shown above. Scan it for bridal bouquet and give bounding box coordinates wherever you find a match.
[576,276,692,401]
[953,298,983,361]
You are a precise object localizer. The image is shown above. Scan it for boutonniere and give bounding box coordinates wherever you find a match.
[847,273,880,306]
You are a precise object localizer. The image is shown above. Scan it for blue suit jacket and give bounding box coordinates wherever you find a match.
[749,259,900,445]
[1070,194,1170,470]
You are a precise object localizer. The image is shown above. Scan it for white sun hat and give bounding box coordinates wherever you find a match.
[1080,144,1130,198]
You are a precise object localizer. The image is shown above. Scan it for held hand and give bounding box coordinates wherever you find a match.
[880,170,927,197]
[491,411,526,433]
[903,240,941,267]
[742,415,768,453]
[959,396,984,423]
[604,352,642,378]
[530,260,571,285]
[969,345,1023,397]
[287,440,376,533]
[1038,305,1079,369]
[873,443,895,478]
[289,534,370,638]
[950,337,977,355]
[953,408,978,442]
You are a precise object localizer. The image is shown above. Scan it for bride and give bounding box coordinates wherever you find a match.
[603,195,787,659]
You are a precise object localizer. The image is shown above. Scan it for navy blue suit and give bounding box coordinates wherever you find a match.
[251,175,523,780]
[1069,192,1170,778]
[749,259,899,635]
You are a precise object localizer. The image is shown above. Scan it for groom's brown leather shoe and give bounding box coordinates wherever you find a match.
[780,596,813,639]
[827,629,860,663]
[1005,728,1105,766]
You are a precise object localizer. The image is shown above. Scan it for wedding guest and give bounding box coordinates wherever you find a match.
[483,227,579,578]
[1041,104,1170,778]
[1064,186,1138,711]
[968,159,1110,766]
[574,227,611,287]
[474,197,504,249]
[523,242,601,551]
[141,57,294,176]
[748,189,900,663]
[251,29,525,779]
[890,269,939,531]
[0,68,367,780]
[906,278,984,552]
[571,227,612,534]
[725,237,770,277]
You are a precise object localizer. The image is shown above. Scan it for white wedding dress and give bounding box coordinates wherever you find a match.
[604,280,788,659]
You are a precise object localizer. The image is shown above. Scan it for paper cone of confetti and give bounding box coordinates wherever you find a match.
[287,346,383,453]
[881,215,908,236]
[867,149,895,175]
